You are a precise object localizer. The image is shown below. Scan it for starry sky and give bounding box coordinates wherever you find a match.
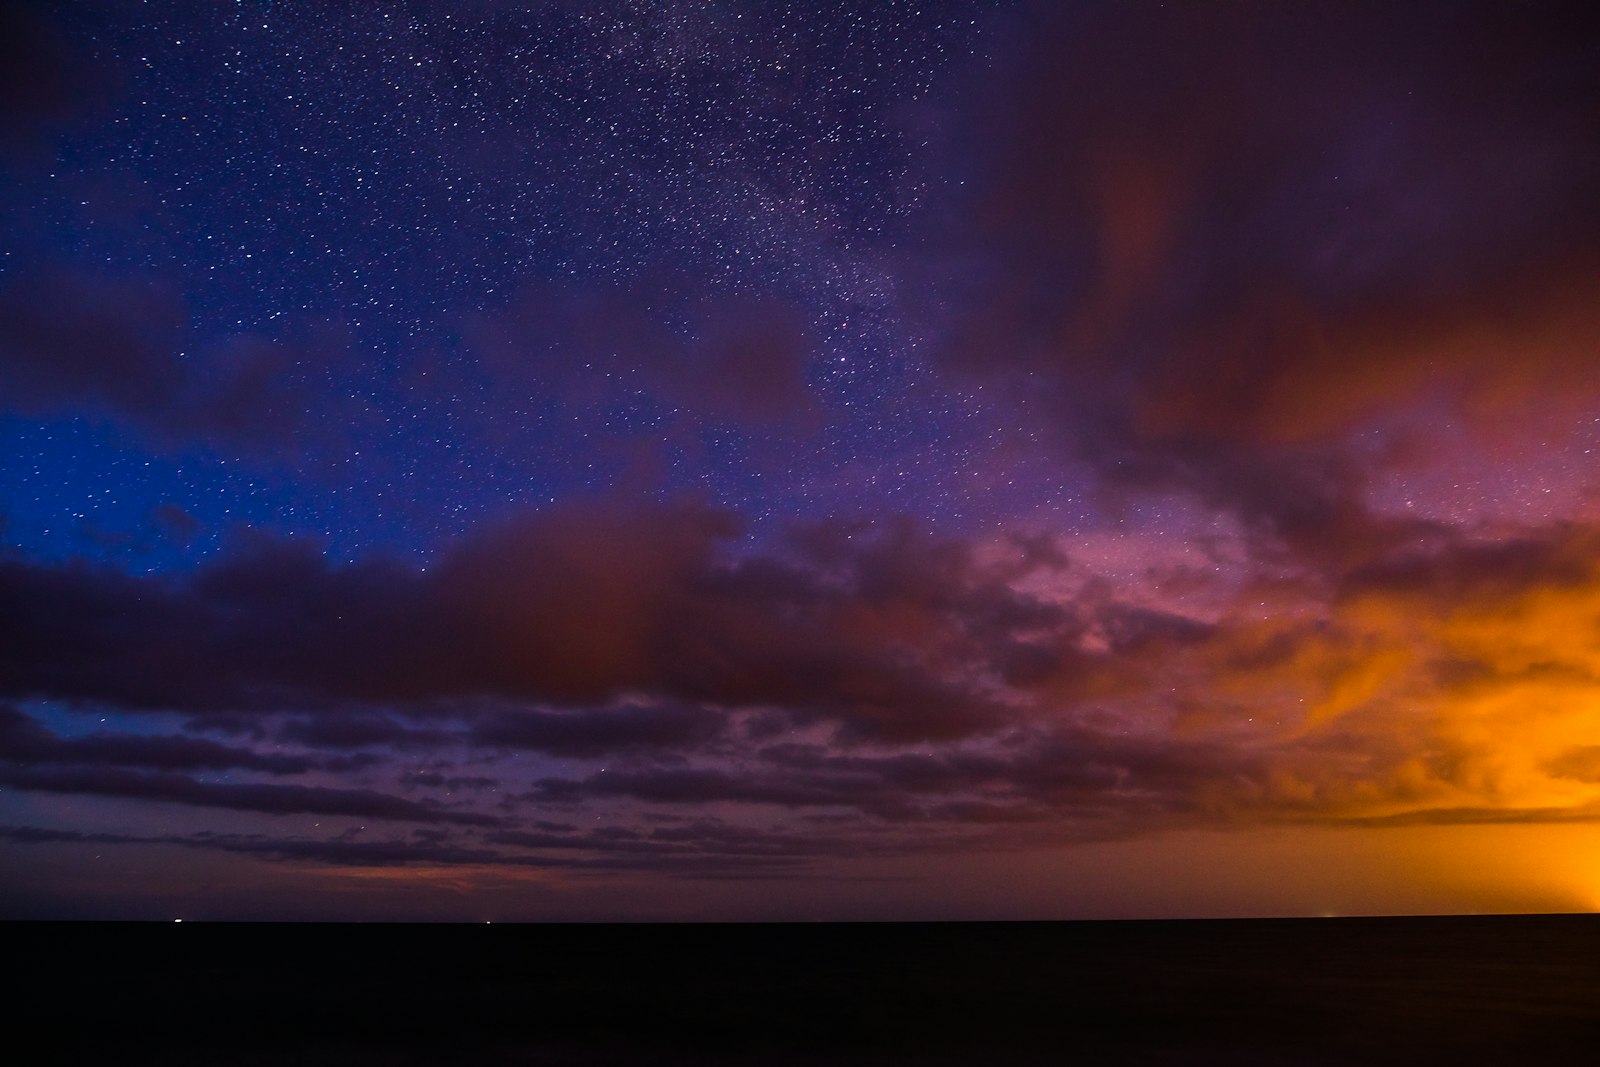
[4,0,1600,921]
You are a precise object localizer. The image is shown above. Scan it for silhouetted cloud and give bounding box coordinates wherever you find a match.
[0,765,500,826]
[0,703,313,775]
[0,499,1021,742]
[471,702,724,757]
[277,714,454,752]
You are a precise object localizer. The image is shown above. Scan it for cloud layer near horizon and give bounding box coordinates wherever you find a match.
[9,499,1600,875]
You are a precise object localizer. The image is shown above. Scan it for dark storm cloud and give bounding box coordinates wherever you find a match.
[0,498,1033,743]
[488,819,880,862]
[0,764,500,826]
[485,511,1600,834]
[192,832,510,867]
[0,824,513,868]
[0,821,844,874]
[277,715,455,751]
[405,771,499,793]
[932,0,1600,552]
[0,703,313,775]
[1336,522,1600,603]
[529,767,880,811]
[13,496,1600,834]
[636,819,880,859]
[471,702,724,758]
[529,725,1262,830]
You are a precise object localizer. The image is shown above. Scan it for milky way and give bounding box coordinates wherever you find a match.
[4,1,1600,920]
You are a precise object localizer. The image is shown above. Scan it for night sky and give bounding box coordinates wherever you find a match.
[4,1,1600,921]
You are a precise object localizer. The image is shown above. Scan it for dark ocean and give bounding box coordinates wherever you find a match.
[13,914,1600,1064]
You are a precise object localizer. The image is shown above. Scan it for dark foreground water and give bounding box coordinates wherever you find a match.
[12,915,1600,1064]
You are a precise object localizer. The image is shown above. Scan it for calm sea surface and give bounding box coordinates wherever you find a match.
[13,915,1600,1064]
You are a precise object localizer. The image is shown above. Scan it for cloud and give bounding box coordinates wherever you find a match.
[519,722,1264,838]
[0,265,356,451]
[13,502,1600,849]
[0,824,514,868]
[502,515,1600,839]
[276,715,454,752]
[926,1,1600,550]
[471,702,724,758]
[10,505,1600,844]
[0,704,315,775]
[1047,521,1600,827]
[0,498,1026,743]
[0,820,864,873]
[530,766,878,811]
[0,764,500,826]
